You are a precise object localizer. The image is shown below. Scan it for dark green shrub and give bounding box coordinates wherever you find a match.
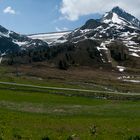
[58,60,69,70]
[67,134,77,140]
[67,136,73,140]
[13,134,22,140]
[128,135,140,140]
[41,136,50,140]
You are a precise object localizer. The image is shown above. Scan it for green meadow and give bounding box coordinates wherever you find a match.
[0,65,139,139]
[0,89,139,140]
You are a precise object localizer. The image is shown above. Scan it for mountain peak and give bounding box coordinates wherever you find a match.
[112,6,125,13]
[101,6,140,28]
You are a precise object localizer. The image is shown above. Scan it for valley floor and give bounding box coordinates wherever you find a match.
[0,63,139,140]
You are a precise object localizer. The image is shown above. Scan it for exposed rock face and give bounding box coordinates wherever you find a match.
[107,41,129,61]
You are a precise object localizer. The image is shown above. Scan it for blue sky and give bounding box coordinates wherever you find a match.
[0,0,139,34]
[0,0,101,34]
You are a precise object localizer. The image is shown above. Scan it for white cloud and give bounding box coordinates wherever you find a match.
[55,27,68,31]
[3,6,16,15]
[60,0,140,21]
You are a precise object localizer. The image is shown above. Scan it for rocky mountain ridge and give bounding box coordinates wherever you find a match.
[48,6,140,69]
[0,6,140,69]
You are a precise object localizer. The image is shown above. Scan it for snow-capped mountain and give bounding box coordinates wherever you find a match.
[0,6,140,68]
[50,6,140,69]
[0,25,49,54]
[0,25,50,64]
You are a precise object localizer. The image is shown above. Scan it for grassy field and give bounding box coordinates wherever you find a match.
[0,89,140,140]
[0,64,140,140]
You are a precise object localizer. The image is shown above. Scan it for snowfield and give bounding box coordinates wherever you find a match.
[28,31,71,44]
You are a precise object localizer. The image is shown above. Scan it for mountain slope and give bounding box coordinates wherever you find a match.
[0,25,49,53]
[51,6,140,69]
[0,25,49,63]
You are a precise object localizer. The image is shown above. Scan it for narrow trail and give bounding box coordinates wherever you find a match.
[0,81,139,96]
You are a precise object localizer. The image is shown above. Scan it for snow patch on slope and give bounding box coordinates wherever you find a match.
[130,53,140,57]
[117,66,126,72]
[97,41,113,63]
[13,40,28,46]
[103,13,126,25]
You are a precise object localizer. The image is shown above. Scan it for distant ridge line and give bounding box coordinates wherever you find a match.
[28,30,72,36]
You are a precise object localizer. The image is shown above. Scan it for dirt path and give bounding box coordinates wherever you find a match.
[0,81,139,96]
